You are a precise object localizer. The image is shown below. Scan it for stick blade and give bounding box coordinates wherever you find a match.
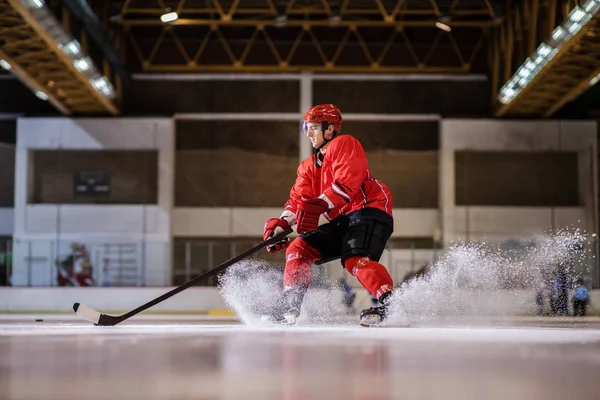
[73,303,122,326]
[73,303,101,325]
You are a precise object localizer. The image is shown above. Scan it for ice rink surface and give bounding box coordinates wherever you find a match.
[1,315,600,400]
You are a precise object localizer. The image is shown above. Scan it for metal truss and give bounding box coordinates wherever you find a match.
[0,0,119,115]
[105,0,502,73]
[492,0,600,116]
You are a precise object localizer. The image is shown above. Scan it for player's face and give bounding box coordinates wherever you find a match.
[305,122,324,148]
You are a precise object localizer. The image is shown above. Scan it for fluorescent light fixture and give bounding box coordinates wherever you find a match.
[435,21,451,32]
[565,20,583,35]
[59,40,82,57]
[498,2,599,106]
[583,0,600,13]
[23,0,44,8]
[90,77,115,97]
[160,11,178,23]
[15,0,117,105]
[74,57,91,72]
[537,43,553,57]
[569,8,587,22]
[551,26,568,41]
[0,59,10,70]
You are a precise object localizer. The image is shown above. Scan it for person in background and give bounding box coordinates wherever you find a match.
[572,278,590,317]
[552,264,570,316]
[338,278,356,314]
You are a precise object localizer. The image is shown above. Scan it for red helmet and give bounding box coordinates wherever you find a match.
[303,104,342,133]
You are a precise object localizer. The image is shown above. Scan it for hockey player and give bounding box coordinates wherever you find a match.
[262,104,395,326]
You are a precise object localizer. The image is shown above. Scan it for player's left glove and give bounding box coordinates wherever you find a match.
[295,197,329,234]
[263,218,291,253]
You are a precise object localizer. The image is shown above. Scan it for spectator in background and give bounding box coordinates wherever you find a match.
[535,286,545,316]
[338,278,356,314]
[572,278,590,317]
[551,264,570,316]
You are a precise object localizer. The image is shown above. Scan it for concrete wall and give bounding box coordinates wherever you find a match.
[12,118,174,286]
[441,120,597,244]
[172,208,440,238]
[0,209,13,236]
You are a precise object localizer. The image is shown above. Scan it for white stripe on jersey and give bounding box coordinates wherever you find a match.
[373,179,389,214]
[360,186,367,208]
[331,183,351,201]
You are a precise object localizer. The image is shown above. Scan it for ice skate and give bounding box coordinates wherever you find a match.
[260,287,306,326]
[360,292,391,327]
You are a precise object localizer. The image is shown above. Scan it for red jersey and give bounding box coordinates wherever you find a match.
[283,134,393,221]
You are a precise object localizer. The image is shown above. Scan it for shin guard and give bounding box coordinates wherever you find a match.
[283,238,320,289]
[344,256,393,299]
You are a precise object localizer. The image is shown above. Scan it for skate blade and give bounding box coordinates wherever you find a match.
[360,314,383,327]
[259,314,297,326]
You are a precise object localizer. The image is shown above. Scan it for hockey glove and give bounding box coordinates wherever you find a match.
[263,218,291,253]
[295,198,329,234]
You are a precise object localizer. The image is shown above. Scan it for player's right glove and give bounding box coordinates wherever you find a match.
[295,197,328,234]
[263,218,291,253]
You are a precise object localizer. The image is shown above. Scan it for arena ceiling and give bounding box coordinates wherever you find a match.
[1,0,599,118]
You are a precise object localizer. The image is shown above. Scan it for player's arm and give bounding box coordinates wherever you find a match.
[319,137,368,209]
[264,161,313,252]
[280,162,313,226]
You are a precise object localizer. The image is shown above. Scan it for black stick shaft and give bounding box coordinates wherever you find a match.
[118,227,293,321]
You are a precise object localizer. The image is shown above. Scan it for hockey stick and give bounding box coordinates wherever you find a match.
[73,227,293,326]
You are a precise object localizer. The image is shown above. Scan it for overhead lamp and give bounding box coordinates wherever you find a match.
[89,77,114,97]
[23,0,44,9]
[35,91,48,101]
[328,13,341,22]
[59,40,82,58]
[14,0,117,100]
[436,15,451,32]
[160,10,179,23]
[584,0,600,13]
[73,57,92,72]
[498,0,600,105]
[435,21,451,32]
[0,59,10,70]
[274,14,287,28]
[589,72,600,86]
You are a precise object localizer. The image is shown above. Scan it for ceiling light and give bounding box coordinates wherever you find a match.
[435,21,451,32]
[160,11,178,23]
[436,16,451,32]
[35,91,48,101]
[24,0,44,9]
[74,57,91,72]
[0,60,10,70]
[583,0,600,13]
[59,40,82,58]
[90,77,115,98]
[274,14,287,28]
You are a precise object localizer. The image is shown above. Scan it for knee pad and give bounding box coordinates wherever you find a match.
[343,255,393,300]
[283,238,320,289]
[343,256,371,276]
[286,237,321,262]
